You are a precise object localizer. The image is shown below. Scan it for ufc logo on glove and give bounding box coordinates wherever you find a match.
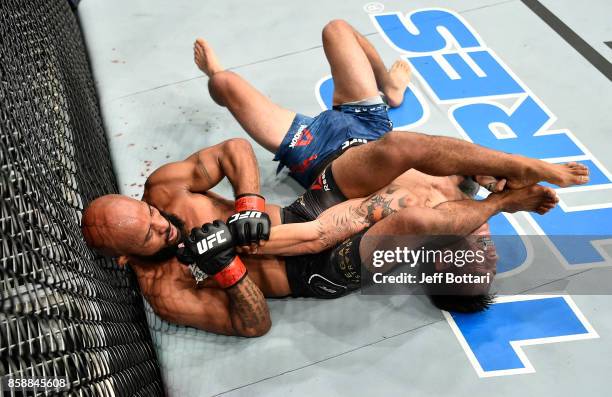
[228,211,263,223]
[196,230,227,254]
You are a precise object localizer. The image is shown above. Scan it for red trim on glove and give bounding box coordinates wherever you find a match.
[235,193,265,212]
[213,257,247,288]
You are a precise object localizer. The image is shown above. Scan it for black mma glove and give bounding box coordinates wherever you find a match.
[176,220,247,288]
[227,210,271,247]
[228,194,270,246]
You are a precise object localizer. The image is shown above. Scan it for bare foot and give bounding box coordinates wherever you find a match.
[498,185,559,215]
[382,60,411,108]
[506,159,589,189]
[193,38,223,77]
[546,162,590,187]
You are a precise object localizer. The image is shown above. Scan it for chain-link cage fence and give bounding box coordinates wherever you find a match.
[1,0,164,395]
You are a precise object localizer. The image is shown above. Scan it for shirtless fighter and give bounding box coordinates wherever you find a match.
[82,135,578,337]
[195,19,409,190]
[194,19,588,199]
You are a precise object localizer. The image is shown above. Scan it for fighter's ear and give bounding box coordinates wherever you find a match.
[116,255,129,267]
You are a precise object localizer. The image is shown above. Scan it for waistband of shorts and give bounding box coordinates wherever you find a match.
[332,102,389,114]
[340,95,385,106]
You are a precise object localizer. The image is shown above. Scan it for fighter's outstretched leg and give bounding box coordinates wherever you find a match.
[194,38,295,153]
[322,19,411,107]
[331,131,589,198]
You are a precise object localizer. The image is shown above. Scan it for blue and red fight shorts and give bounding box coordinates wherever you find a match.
[274,99,393,188]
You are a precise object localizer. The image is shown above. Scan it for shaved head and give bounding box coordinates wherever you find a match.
[81,194,185,261]
[81,194,147,256]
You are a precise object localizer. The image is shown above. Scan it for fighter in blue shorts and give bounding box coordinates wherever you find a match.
[193,19,411,189]
[193,19,589,215]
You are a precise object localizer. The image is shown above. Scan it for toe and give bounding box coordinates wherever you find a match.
[577,163,588,169]
[567,162,589,174]
[573,164,589,175]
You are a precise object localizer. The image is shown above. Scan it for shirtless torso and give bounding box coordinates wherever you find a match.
[132,165,466,321]
[82,129,567,335]
[131,184,287,320]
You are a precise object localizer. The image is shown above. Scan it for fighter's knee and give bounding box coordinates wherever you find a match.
[224,137,253,153]
[322,19,352,40]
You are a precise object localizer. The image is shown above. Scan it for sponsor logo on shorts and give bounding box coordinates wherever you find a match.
[289,125,313,148]
[308,274,347,297]
[289,154,318,174]
[310,171,330,191]
[341,138,368,150]
[315,284,339,294]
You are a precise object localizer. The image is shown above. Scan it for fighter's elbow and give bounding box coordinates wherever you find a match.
[237,318,272,338]
[154,307,180,326]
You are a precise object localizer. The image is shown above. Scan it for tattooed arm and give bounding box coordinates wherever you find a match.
[257,188,411,256]
[256,199,369,256]
[153,275,271,337]
[226,276,271,337]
